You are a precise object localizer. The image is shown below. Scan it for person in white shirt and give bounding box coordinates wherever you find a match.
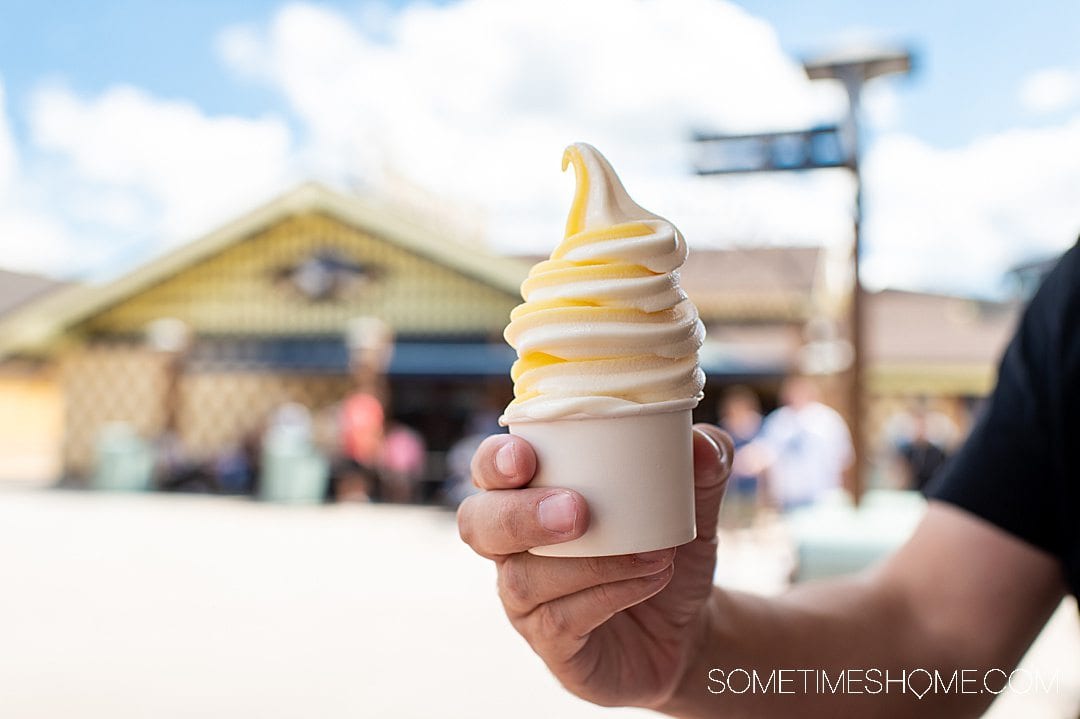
[735,375,853,511]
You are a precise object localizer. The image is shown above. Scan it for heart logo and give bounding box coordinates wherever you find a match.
[908,669,933,700]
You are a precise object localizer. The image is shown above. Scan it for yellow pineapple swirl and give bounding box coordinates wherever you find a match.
[501,143,705,423]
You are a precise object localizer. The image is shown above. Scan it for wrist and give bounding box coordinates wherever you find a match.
[653,588,722,717]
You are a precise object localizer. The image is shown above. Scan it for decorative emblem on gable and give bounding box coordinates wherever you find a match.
[274,249,383,302]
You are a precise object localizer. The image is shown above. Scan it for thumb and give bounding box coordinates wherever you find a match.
[691,424,734,542]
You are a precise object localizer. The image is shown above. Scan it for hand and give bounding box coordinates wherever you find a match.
[457,424,733,709]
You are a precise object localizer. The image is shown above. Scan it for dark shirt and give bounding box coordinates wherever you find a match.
[928,241,1080,596]
[899,440,949,493]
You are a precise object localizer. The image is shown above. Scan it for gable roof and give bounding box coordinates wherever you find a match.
[679,246,822,321]
[0,269,72,320]
[866,289,1019,365]
[0,182,531,357]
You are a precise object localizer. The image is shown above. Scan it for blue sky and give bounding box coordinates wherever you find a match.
[740,0,1080,147]
[3,1,1075,147]
[0,1,290,125]
[0,1,438,127]
[0,0,1077,295]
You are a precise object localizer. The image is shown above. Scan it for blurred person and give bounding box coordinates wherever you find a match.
[334,380,386,501]
[443,409,506,508]
[340,389,384,467]
[380,420,426,503]
[895,409,951,492]
[212,427,261,495]
[735,375,853,511]
[716,385,764,526]
[153,427,216,493]
[334,461,380,503]
[718,385,763,448]
[443,432,485,509]
[456,243,1079,715]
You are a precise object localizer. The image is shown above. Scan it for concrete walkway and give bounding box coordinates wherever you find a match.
[0,489,1075,718]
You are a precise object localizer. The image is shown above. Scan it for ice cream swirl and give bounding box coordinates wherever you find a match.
[502,143,705,422]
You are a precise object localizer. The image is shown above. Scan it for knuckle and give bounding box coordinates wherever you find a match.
[590,581,618,610]
[582,555,611,582]
[495,496,527,548]
[535,601,571,638]
[455,500,475,547]
[497,556,532,610]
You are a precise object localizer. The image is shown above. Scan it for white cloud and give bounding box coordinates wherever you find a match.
[1,71,297,278]
[0,209,79,277]
[0,77,84,276]
[228,0,1079,296]
[863,118,1080,295]
[218,0,853,256]
[29,84,295,251]
[216,25,266,80]
[863,83,901,131]
[4,0,1076,299]
[1019,67,1078,115]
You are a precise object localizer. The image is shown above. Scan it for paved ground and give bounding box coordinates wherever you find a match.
[0,488,1076,718]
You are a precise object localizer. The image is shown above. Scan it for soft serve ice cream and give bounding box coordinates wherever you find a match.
[502,143,704,557]
[502,143,705,424]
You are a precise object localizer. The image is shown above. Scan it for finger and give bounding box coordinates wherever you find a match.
[691,424,734,542]
[522,565,676,662]
[470,434,537,491]
[498,547,676,617]
[458,487,588,558]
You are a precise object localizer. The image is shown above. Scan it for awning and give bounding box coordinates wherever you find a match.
[187,337,786,379]
[187,337,515,377]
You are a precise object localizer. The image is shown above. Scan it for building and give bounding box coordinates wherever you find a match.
[0,183,529,484]
[0,182,1024,493]
[863,288,1019,486]
[0,270,73,483]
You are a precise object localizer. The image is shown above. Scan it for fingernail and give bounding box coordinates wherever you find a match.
[646,567,673,582]
[699,429,723,463]
[495,441,516,477]
[538,492,577,534]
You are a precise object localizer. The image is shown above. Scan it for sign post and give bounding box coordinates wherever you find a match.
[693,48,913,502]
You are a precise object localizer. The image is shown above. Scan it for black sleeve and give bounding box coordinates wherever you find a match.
[927,243,1080,591]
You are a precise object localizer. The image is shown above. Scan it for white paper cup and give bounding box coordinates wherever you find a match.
[509,409,696,557]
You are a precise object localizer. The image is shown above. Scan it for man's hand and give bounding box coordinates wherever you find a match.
[457,424,734,709]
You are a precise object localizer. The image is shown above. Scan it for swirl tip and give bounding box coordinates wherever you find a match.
[562,143,589,171]
[562,144,592,238]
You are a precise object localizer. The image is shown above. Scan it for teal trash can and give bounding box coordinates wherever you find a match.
[258,428,330,504]
[91,423,154,492]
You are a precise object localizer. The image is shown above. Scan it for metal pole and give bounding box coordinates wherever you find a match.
[694,49,913,503]
[841,69,866,504]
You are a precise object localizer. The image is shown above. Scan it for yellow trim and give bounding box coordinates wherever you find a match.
[868,362,998,396]
[0,183,531,356]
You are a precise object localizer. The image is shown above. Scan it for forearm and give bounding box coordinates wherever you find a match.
[659,576,993,718]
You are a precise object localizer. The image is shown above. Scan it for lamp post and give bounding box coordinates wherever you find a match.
[694,46,913,501]
[146,317,193,436]
[345,316,394,397]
